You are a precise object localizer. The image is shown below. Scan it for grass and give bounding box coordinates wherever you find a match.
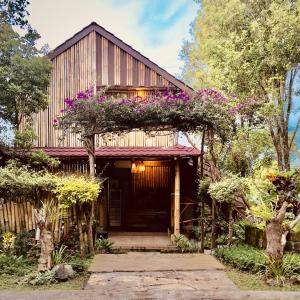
[227,267,300,292]
[0,273,90,290]
[0,254,92,291]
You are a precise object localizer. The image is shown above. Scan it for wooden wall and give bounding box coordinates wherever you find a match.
[33,30,176,148]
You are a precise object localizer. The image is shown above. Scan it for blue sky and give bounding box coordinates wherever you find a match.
[28,0,199,75]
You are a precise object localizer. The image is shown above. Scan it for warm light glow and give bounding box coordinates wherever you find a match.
[137,90,145,98]
[131,160,145,173]
[138,164,145,172]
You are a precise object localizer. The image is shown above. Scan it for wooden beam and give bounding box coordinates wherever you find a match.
[174,159,180,235]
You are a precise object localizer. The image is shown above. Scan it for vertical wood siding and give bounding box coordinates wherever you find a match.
[34,31,176,148]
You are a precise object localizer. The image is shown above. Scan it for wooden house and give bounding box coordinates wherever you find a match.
[33,22,200,235]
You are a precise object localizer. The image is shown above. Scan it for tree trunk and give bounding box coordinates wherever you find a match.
[86,203,95,255]
[34,208,54,271]
[76,204,85,258]
[84,135,96,178]
[38,226,54,271]
[266,221,284,264]
[211,198,216,249]
[265,201,288,266]
[83,134,95,254]
[227,203,233,246]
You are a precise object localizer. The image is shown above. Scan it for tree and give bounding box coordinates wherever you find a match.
[182,0,300,171]
[0,23,52,130]
[0,161,57,270]
[0,0,30,28]
[209,174,249,245]
[54,176,101,257]
[248,166,300,269]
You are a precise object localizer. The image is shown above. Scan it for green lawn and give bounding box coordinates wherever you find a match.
[227,268,300,292]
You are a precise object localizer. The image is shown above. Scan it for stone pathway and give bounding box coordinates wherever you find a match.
[86,270,237,291]
[1,252,300,299]
[1,289,300,299]
[109,232,174,250]
[89,252,225,272]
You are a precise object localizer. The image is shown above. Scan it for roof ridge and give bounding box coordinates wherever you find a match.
[48,22,193,92]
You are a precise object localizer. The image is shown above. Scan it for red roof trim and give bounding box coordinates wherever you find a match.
[38,145,200,158]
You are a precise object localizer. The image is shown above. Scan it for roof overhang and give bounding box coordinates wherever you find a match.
[38,145,201,158]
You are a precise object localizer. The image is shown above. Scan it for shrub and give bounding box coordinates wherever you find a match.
[29,150,60,169]
[215,244,300,277]
[51,245,68,266]
[0,254,33,276]
[171,234,200,253]
[282,254,300,276]
[54,175,101,208]
[26,243,41,263]
[14,231,35,256]
[2,232,15,255]
[214,244,266,273]
[95,238,114,253]
[67,257,90,273]
[56,226,80,256]
[24,271,56,286]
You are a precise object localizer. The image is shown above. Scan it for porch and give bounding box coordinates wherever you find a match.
[42,145,201,237]
[97,156,199,236]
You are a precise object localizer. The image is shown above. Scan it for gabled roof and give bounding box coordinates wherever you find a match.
[48,22,193,92]
[38,145,200,158]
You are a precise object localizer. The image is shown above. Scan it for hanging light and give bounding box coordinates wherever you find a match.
[131,160,145,173]
[131,161,138,173]
[138,162,145,172]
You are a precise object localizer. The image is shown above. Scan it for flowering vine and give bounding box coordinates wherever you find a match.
[54,86,263,141]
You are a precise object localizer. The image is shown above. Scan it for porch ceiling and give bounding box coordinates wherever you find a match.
[38,144,200,158]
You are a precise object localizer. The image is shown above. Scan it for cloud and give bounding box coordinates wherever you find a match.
[27,0,198,75]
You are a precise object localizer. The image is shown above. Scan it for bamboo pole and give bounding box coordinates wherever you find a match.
[19,200,24,231]
[11,202,15,232]
[23,201,29,231]
[3,203,8,231]
[54,206,60,241]
[7,202,12,231]
[15,202,20,233]
[27,202,32,230]
[0,204,4,231]
[31,205,35,230]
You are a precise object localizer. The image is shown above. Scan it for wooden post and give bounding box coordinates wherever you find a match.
[174,159,180,235]
[200,129,206,253]
[99,188,108,231]
[211,198,216,249]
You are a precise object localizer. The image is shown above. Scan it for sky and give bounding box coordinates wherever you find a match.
[27,0,199,76]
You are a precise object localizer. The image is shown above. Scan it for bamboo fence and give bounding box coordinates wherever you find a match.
[0,198,100,241]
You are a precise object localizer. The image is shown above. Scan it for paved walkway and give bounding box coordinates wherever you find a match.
[109,232,174,250]
[89,252,225,272]
[1,252,300,299]
[1,289,300,299]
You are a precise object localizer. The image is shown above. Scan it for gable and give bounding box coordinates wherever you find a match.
[48,22,192,92]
